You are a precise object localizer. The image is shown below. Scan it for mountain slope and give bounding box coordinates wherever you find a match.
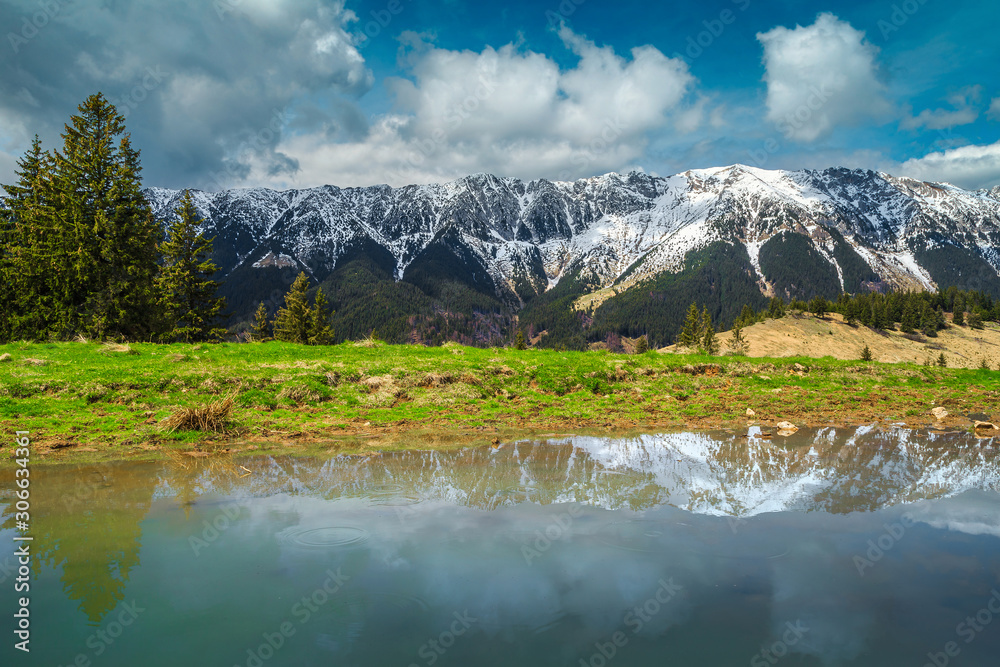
[145,165,1000,345]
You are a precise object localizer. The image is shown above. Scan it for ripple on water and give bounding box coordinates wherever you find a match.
[366,484,422,507]
[279,526,370,549]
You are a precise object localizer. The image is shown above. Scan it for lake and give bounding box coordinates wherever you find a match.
[2,426,999,666]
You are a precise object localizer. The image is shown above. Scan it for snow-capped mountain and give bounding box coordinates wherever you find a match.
[145,165,1000,334]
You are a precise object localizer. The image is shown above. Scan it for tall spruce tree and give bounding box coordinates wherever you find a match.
[309,287,334,345]
[701,312,718,356]
[0,136,54,340]
[273,272,313,344]
[252,302,271,342]
[156,191,226,342]
[677,302,701,347]
[900,297,919,334]
[1,94,162,340]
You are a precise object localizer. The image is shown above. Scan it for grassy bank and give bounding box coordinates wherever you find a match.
[1,340,999,463]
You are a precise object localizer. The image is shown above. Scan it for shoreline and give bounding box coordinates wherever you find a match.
[2,340,998,465]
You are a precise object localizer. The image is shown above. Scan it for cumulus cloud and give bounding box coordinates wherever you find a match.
[757,13,891,142]
[898,140,1000,190]
[989,97,1000,121]
[269,27,695,188]
[0,0,370,189]
[901,86,981,131]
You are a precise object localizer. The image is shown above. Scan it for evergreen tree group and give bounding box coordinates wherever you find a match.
[0,94,225,342]
[264,272,335,345]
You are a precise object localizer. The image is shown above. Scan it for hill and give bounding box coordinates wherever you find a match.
[701,313,1000,369]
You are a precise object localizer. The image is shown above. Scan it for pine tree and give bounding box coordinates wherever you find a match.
[937,353,947,368]
[809,295,828,318]
[0,135,55,340]
[969,309,984,330]
[252,302,271,342]
[634,335,649,354]
[514,330,527,350]
[727,321,748,356]
[701,312,718,355]
[953,297,965,326]
[843,298,858,326]
[767,297,785,319]
[921,302,938,337]
[156,191,226,342]
[677,302,701,347]
[272,272,313,344]
[48,93,162,339]
[860,344,873,362]
[900,297,919,334]
[308,287,334,345]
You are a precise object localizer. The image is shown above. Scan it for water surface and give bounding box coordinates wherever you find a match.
[2,426,999,666]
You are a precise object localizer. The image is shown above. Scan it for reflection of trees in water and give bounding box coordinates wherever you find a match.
[0,464,157,624]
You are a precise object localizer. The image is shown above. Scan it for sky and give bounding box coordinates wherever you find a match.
[1,0,998,192]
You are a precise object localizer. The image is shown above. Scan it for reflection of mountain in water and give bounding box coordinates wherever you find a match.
[161,426,1000,516]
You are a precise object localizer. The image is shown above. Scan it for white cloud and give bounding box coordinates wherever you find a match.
[262,27,695,188]
[0,0,371,189]
[757,13,890,142]
[898,141,1000,190]
[989,97,1000,121]
[901,86,981,131]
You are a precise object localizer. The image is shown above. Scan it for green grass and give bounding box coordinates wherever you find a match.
[1,340,999,464]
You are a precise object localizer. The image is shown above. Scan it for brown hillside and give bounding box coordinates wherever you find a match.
[666,312,1000,369]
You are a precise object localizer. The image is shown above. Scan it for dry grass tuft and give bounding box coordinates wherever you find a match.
[278,384,322,404]
[0,353,12,363]
[166,353,190,363]
[349,332,383,348]
[442,341,465,355]
[417,372,454,388]
[362,374,404,406]
[100,342,139,355]
[161,395,235,433]
[21,358,49,366]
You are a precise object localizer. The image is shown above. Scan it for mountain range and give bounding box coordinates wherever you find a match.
[145,165,1000,347]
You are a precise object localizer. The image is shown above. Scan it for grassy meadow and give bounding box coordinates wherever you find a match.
[1,339,999,463]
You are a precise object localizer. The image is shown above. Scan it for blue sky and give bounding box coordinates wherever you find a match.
[1,0,998,190]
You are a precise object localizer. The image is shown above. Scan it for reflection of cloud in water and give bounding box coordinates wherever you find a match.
[769,541,873,666]
[907,489,1000,537]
